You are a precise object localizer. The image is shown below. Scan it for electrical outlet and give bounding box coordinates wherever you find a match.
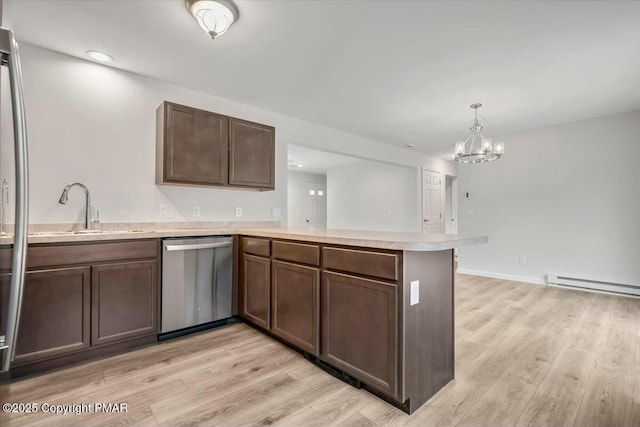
[235,207,242,217]
[192,206,200,217]
[271,208,281,218]
[410,280,420,305]
[160,204,174,218]
[519,256,527,265]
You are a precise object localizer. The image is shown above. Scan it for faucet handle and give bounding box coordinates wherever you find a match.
[92,210,100,224]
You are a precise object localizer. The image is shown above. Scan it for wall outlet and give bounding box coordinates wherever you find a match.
[160,204,174,218]
[271,208,281,218]
[519,255,527,265]
[410,280,420,306]
[192,206,201,217]
[235,207,242,217]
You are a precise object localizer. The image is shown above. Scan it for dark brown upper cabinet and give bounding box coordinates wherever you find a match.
[157,102,228,186]
[229,118,275,189]
[156,102,275,190]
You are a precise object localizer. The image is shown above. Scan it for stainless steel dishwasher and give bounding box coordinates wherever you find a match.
[161,236,233,338]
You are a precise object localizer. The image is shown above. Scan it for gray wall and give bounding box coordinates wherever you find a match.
[327,161,419,232]
[457,111,640,286]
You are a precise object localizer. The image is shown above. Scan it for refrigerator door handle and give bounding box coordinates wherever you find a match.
[0,28,30,372]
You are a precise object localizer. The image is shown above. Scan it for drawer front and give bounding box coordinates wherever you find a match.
[26,240,160,269]
[272,240,320,266]
[241,237,271,257]
[323,247,399,281]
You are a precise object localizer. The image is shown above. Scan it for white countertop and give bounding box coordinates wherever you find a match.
[0,224,487,251]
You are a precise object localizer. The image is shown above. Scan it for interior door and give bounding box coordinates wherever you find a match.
[304,183,327,227]
[422,169,443,233]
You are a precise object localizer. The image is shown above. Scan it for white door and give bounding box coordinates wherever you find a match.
[422,169,443,233]
[304,183,327,227]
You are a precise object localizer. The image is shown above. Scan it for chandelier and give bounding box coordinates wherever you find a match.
[454,103,504,163]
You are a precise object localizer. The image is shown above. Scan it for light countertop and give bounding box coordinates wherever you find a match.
[0,223,487,251]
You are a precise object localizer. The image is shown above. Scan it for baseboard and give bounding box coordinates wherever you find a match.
[456,268,546,286]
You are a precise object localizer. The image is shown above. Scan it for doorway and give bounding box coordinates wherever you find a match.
[304,183,327,227]
[444,175,458,234]
[422,169,443,233]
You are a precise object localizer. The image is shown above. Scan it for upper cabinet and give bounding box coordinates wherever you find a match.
[156,102,275,191]
[229,118,275,189]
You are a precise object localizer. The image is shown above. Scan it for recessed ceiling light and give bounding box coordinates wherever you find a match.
[86,50,113,63]
[297,164,303,168]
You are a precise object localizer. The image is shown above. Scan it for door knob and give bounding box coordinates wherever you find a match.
[424,219,429,222]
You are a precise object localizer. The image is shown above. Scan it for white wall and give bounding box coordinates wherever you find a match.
[457,111,640,286]
[287,171,326,228]
[327,161,419,232]
[8,44,456,226]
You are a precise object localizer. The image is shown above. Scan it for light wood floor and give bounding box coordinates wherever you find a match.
[1,274,638,426]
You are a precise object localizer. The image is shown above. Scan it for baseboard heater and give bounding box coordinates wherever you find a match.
[547,274,640,297]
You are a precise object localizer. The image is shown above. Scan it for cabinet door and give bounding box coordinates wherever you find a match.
[12,267,91,365]
[241,254,270,329]
[228,118,275,189]
[321,271,398,398]
[161,102,229,185]
[271,261,319,355]
[91,260,158,346]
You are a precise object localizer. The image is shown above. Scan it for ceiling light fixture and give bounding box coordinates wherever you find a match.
[86,50,113,63]
[454,103,504,164]
[186,0,239,39]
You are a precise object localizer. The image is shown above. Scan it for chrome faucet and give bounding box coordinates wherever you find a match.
[58,182,98,230]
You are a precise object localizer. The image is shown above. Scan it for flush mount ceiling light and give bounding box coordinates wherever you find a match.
[86,50,113,63]
[186,0,239,39]
[454,103,504,164]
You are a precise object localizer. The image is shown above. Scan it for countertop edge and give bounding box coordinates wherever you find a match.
[1,228,488,251]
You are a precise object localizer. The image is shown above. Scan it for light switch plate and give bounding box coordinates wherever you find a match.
[160,204,174,218]
[271,208,281,218]
[410,280,420,306]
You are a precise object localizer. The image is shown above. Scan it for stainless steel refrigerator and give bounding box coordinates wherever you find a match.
[0,26,30,374]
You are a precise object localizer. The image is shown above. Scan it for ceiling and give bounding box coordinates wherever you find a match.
[287,145,363,175]
[4,1,640,157]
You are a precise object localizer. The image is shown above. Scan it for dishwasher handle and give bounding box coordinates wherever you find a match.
[165,242,232,252]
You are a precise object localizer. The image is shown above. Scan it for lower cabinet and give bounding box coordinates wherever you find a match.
[5,240,160,375]
[321,271,399,398]
[14,267,91,365]
[271,260,319,355]
[241,253,271,329]
[91,260,158,346]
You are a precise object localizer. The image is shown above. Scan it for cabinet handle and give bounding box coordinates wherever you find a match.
[165,242,232,251]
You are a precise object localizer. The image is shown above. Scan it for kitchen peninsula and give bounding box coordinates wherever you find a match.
[1,226,486,414]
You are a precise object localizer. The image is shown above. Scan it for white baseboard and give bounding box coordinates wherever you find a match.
[456,268,546,286]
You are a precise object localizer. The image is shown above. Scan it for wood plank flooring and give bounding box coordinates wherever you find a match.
[1,274,638,426]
